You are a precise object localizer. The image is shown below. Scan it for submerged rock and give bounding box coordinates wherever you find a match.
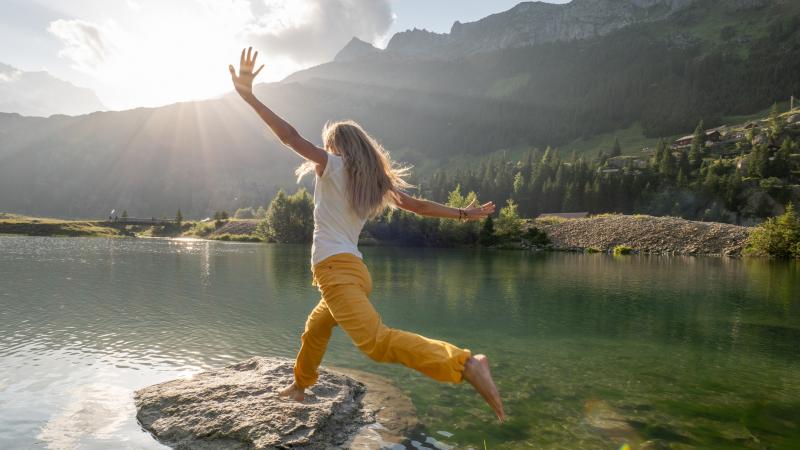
[134,357,418,449]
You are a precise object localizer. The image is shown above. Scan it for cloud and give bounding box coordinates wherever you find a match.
[245,0,393,63]
[47,19,114,72]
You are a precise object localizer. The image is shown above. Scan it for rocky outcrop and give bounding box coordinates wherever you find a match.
[382,0,700,59]
[334,38,381,63]
[134,357,419,449]
[534,214,752,256]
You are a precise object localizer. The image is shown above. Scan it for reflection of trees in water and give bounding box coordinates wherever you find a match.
[743,258,799,313]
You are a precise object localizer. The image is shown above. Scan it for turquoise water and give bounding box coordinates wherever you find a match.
[0,236,798,449]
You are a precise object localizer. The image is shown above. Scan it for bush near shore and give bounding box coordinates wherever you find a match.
[745,203,800,258]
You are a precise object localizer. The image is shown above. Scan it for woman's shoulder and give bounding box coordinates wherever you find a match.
[319,153,344,179]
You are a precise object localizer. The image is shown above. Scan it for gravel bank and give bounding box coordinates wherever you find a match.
[533,214,752,256]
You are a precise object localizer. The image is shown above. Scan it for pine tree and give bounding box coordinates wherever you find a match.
[689,120,705,171]
[513,172,524,195]
[478,216,497,246]
[659,142,677,179]
[678,150,690,179]
[768,103,785,141]
[495,199,523,239]
[611,137,622,157]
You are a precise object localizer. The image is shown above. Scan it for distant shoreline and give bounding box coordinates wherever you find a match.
[1,212,753,258]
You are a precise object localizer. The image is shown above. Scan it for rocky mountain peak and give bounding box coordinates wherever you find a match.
[371,0,709,60]
[333,37,380,62]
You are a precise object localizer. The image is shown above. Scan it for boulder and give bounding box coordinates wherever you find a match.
[134,357,418,449]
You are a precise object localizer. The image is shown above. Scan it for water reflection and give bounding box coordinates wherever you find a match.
[0,236,798,449]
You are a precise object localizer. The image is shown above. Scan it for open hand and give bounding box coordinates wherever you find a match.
[463,199,496,221]
[229,47,264,98]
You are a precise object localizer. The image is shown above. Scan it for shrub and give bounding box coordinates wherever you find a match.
[746,203,800,258]
[234,207,256,219]
[522,226,549,246]
[495,199,523,240]
[478,216,497,246]
[613,245,634,255]
[259,188,314,243]
[212,233,263,242]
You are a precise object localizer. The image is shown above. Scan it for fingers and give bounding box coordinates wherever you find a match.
[253,64,264,77]
[252,50,258,66]
[246,46,252,65]
[228,64,236,78]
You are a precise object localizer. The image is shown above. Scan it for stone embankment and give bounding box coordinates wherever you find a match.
[134,357,418,449]
[533,214,752,256]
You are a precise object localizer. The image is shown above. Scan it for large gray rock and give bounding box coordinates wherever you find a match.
[134,357,418,449]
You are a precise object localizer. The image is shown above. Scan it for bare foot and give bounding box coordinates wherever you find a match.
[278,382,305,402]
[462,354,505,422]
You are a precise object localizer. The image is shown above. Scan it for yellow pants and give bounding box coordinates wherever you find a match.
[293,252,471,388]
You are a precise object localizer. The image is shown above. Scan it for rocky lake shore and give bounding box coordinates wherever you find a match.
[532,214,752,257]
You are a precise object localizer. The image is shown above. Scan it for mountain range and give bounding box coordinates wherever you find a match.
[0,63,104,117]
[1,0,798,218]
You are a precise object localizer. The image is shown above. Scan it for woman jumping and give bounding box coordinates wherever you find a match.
[229,47,505,422]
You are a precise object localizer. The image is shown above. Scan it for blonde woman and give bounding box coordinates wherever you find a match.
[230,47,505,422]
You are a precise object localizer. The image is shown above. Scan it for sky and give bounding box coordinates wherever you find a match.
[0,0,570,110]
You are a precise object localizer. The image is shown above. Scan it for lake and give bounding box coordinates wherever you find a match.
[1,236,798,449]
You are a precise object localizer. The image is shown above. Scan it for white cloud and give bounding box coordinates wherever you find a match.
[40,0,394,109]
[0,68,22,83]
[246,0,394,63]
[47,19,116,73]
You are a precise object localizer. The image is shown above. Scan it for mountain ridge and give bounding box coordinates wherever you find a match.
[335,0,775,61]
[0,63,105,117]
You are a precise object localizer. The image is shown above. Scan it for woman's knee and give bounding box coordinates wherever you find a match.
[303,314,335,342]
[356,325,394,361]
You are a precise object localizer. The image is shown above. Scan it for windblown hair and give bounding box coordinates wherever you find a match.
[295,120,413,219]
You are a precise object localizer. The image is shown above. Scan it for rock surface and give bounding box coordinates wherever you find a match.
[533,214,752,256]
[382,0,700,59]
[134,357,419,449]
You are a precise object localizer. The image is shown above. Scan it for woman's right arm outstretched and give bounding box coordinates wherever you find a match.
[393,191,495,221]
[229,47,327,176]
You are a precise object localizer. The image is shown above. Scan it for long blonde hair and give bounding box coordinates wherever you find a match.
[296,120,413,219]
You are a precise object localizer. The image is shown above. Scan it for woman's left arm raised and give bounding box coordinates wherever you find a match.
[229,47,327,174]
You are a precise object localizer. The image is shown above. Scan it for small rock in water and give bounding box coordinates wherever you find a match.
[436,430,454,438]
[135,356,418,449]
[425,436,454,450]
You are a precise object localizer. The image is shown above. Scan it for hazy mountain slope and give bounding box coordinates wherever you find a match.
[0,97,304,218]
[0,63,105,117]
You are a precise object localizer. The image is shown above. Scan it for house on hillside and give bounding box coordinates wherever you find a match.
[538,212,589,219]
[673,134,693,149]
[705,129,722,145]
[673,129,722,149]
[728,130,746,141]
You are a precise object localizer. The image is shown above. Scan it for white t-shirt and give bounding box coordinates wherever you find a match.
[310,153,367,265]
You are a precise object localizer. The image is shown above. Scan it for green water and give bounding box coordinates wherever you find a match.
[0,236,798,449]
